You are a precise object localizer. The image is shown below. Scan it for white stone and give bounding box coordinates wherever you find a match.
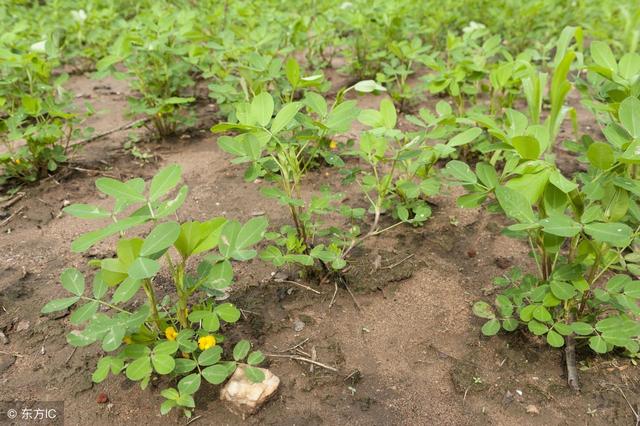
[220,364,280,417]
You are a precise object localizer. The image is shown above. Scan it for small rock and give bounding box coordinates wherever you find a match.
[0,330,8,345]
[467,249,477,258]
[96,393,109,404]
[0,354,16,374]
[220,364,280,418]
[502,390,513,405]
[15,320,30,332]
[495,256,513,269]
[526,404,540,415]
[293,320,305,332]
[62,199,71,207]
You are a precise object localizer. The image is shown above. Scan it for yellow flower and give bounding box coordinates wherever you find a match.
[165,326,178,341]
[329,140,337,150]
[15,158,21,165]
[123,336,133,345]
[198,335,216,351]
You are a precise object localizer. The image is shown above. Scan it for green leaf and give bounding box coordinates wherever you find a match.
[149,164,182,202]
[245,366,266,383]
[178,373,201,395]
[495,186,536,223]
[111,277,141,304]
[128,258,160,280]
[549,170,577,193]
[215,303,241,323]
[589,336,608,354]
[271,102,302,134]
[445,160,477,184]
[96,178,145,203]
[71,215,149,253]
[502,318,519,331]
[70,301,99,325]
[481,319,501,336]
[475,163,498,189]
[61,268,85,296]
[619,96,640,139]
[160,388,180,400]
[527,319,549,336]
[151,354,175,375]
[584,222,633,247]
[251,92,274,127]
[140,222,181,256]
[92,357,113,383]
[202,364,232,385]
[571,322,594,335]
[154,341,179,355]
[546,330,565,347]
[472,301,495,319]
[247,351,265,366]
[285,57,300,85]
[126,356,152,381]
[591,41,618,72]
[176,394,195,408]
[233,340,251,361]
[198,346,223,366]
[511,135,540,160]
[41,296,80,313]
[174,359,197,374]
[587,142,614,170]
[353,80,386,93]
[93,272,108,299]
[550,280,577,300]
[539,215,581,237]
[380,98,397,129]
[63,204,111,219]
[236,216,268,251]
[448,127,482,147]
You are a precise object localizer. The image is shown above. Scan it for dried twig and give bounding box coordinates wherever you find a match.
[185,415,203,425]
[276,338,309,353]
[0,206,24,228]
[343,281,362,311]
[64,347,77,365]
[382,254,414,269]
[275,280,322,295]
[329,281,339,309]
[1,192,24,209]
[310,346,317,373]
[0,349,24,358]
[615,385,640,426]
[71,118,149,147]
[265,353,338,372]
[565,334,580,391]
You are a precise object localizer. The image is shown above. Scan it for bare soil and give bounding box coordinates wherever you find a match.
[0,72,639,426]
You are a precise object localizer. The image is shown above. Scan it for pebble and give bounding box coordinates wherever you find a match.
[526,404,540,415]
[221,364,280,418]
[15,320,30,333]
[293,320,305,332]
[96,393,109,404]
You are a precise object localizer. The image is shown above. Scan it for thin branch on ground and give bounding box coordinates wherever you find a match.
[71,118,150,147]
[0,206,25,228]
[265,353,338,372]
[276,338,310,353]
[382,254,414,269]
[275,279,322,295]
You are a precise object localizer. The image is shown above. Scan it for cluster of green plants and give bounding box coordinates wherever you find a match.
[13,0,638,417]
[44,165,268,418]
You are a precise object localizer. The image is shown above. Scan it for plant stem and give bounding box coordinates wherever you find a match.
[142,279,162,330]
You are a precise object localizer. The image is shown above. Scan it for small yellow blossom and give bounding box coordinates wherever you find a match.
[165,326,178,341]
[329,140,337,150]
[198,335,216,351]
[123,336,133,345]
[15,158,21,165]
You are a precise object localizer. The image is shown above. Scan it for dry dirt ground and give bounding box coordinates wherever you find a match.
[1,71,639,426]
